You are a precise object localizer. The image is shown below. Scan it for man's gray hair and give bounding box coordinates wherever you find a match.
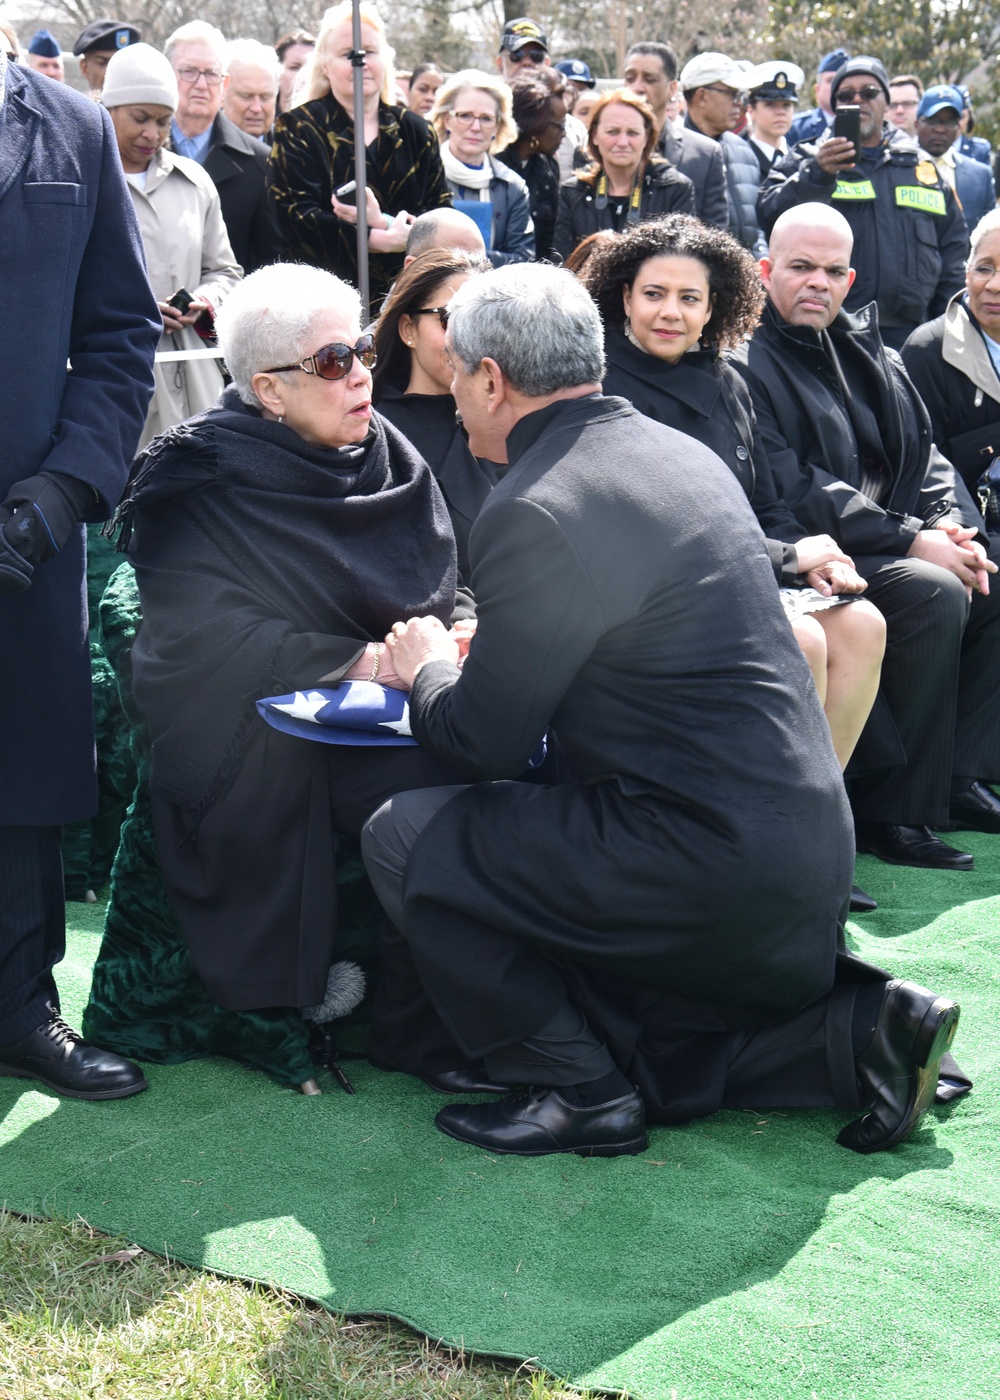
[968,207,1000,267]
[215,263,362,406]
[164,21,228,68]
[447,263,605,396]
[225,38,281,85]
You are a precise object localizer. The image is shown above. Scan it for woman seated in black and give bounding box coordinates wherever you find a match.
[115,261,468,1040]
[372,248,495,582]
[581,215,886,772]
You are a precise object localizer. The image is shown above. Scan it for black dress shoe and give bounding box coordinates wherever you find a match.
[949,781,1000,833]
[855,823,973,871]
[0,1016,148,1100]
[837,979,960,1154]
[435,1084,649,1157]
[421,1067,513,1095]
[849,885,878,913]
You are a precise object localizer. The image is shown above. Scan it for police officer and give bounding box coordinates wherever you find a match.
[744,60,805,181]
[758,55,967,349]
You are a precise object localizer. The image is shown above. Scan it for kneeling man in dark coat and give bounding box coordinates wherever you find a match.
[361,263,961,1159]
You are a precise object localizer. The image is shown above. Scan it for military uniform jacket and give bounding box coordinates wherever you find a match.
[757,125,968,332]
[267,97,450,304]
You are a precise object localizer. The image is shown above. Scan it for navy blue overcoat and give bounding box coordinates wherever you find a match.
[0,61,159,824]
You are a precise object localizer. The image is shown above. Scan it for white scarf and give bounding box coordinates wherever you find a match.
[440,140,493,199]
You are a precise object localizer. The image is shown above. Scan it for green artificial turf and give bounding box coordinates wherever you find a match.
[2,851,999,1400]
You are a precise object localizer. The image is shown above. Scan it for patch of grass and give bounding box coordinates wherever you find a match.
[0,1209,605,1400]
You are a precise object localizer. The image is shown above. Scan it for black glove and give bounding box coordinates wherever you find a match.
[0,473,96,597]
[2,473,96,563]
[0,508,33,595]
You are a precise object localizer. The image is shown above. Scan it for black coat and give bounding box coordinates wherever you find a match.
[374,386,498,583]
[659,123,728,229]
[902,295,1000,500]
[554,159,695,262]
[400,395,852,1059]
[601,328,804,581]
[495,146,560,263]
[731,299,982,556]
[0,64,159,825]
[203,112,280,275]
[757,126,968,336]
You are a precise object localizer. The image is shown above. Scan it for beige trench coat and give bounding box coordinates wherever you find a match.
[126,148,242,448]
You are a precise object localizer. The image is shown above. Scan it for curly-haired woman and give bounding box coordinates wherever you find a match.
[581,215,886,776]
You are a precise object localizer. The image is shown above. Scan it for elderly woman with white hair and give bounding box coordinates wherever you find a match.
[903,208,1000,538]
[428,69,534,266]
[267,1,451,304]
[112,262,471,1045]
[102,42,242,448]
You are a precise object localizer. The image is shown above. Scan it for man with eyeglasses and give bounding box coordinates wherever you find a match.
[758,55,967,349]
[887,74,922,139]
[164,20,279,274]
[680,51,765,253]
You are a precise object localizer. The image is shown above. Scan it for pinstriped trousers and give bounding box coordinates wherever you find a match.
[849,552,1000,826]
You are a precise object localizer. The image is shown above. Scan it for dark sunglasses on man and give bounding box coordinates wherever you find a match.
[835,86,884,104]
[266,333,377,381]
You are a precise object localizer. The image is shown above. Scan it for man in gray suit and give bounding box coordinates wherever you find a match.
[623,41,728,230]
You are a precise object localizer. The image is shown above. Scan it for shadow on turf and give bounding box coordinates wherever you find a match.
[0,1069,958,1384]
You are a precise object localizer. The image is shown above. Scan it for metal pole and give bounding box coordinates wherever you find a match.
[350,0,371,323]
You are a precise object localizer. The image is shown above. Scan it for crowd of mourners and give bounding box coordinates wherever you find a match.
[3,2,1000,1160]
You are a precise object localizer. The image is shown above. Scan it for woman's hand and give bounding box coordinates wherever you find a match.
[385,616,460,687]
[794,534,854,576]
[804,560,868,595]
[331,186,414,252]
[158,297,210,335]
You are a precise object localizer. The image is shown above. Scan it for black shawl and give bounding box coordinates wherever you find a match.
[115,387,457,821]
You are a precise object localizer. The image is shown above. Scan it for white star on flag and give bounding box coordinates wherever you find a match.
[270,691,329,724]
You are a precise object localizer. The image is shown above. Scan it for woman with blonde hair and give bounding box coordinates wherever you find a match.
[267,1,451,303]
[554,87,693,262]
[429,68,534,265]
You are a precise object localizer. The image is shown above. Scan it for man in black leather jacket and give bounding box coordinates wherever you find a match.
[732,202,1000,869]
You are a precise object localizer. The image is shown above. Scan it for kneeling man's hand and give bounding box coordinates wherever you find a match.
[385,616,460,687]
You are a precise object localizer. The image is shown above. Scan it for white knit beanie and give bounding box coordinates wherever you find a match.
[102,43,178,111]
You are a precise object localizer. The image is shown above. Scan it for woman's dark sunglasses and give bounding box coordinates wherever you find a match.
[409,306,450,331]
[267,333,377,380]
